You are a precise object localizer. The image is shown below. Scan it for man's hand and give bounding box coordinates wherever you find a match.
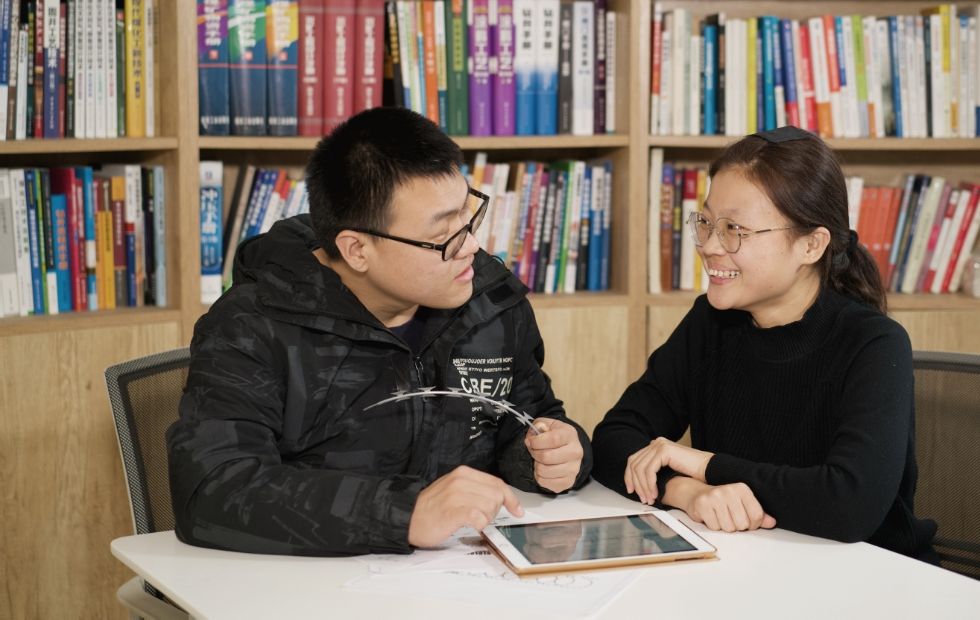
[408,466,523,548]
[624,437,714,505]
[524,418,584,494]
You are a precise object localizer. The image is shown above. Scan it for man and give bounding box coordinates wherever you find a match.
[167,107,592,556]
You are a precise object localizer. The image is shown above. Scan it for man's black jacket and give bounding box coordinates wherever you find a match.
[167,215,592,556]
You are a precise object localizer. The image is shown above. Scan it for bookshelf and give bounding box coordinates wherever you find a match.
[0,1,978,618]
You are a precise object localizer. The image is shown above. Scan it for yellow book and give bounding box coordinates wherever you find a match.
[125,0,146,138]
[694,168,708,291]
[98,205,116,310]
[746,17,757,134]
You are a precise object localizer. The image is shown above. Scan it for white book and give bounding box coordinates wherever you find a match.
[605,10,615,132]
[931,188,970,293]
[928,15,946,137]
[571,0,594,136]
[957,14,970,137]
[913,16,927,138]
[733,19,747,136]
[14,28,26,140]
[809,18,831,135]
[896,17,910,137]
[84,0,97,138]
[725,17,737,135]
[846,176,864,231]
[105,0,118,137]
[396,2,416,114]
[259,177,287,234]
[862,16,881,138]
[671,8,688,136]
[948,198,980,293]
[901,177,946,294]
[94,0,107,138]
[199,161,223,304]
[689,35,700,136]
[144,0,156,137]
[680,176,696,291]
[648,148,663,294]
[74,0,86,138]
[968,16,978,138]
[0,170,18,316]
[658,12,672,136]
[281,179,306,219]
[840,17,861,138]
[791,20,808,132]
[10,169,31,315]
[649,3,662,134]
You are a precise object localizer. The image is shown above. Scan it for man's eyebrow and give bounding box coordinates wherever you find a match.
[429,189,469,225]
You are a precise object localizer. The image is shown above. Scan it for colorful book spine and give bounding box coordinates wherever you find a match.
[491,0,514,135]
[556,0,571,133]
[265,0,298,136]
[41,0,59,137]
[199,161,223,304]
[323,0,354,131]
[228,0,267,135]
[534,0,558,135]
[76,166,97,310]
[24,169,43,312]
[703,23,717,135]
[512,0,533,134]
[50,193,71,312]
[198,0,231,135]
[592,0,605,134]
[445,0,467,134]
[297,0,324,136]
[467,0,491,135]
[353,0,384,114]
[124,0,145,137]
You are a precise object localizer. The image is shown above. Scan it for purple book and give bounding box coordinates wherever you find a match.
[468,0,492,136]
[491,0,514,135]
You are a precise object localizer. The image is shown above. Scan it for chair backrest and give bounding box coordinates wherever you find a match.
[912,350,980,579]
[106,348,190,536]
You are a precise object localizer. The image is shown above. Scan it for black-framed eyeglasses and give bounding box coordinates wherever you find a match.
[688,211,797,254]
[349,187,490,261]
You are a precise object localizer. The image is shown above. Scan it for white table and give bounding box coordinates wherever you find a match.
[112,481,980,619]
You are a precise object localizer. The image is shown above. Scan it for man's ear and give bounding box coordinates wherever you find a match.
[800,226,831,265]
[334,230,371,273]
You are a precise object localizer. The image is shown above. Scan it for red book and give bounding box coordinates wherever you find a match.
[870,187,894,276]
[941,185,980,292]
[49,168,84,311]
[922,189,960,293]
[298,0,326,137]
[650,7,663,132]
[323,0,356,131]
[420,0,439,123]
[353,0,386,114]
[856,186,877,253]
[797,22,818,132]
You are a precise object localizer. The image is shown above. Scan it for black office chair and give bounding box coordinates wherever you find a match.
[912,350,980,580]
[106,348,192,620]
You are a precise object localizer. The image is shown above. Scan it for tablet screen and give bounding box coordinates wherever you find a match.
[495,513,697,565]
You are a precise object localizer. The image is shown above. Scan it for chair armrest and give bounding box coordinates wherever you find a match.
[117,577,190,620]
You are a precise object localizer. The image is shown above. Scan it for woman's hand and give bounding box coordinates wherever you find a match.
[624,437,714,504]
[665,477,777,533]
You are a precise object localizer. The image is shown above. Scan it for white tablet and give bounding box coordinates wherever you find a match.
[482,511,716,575]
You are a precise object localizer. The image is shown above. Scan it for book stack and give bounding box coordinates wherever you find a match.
[650,4,980,138]
[0,165,166,317]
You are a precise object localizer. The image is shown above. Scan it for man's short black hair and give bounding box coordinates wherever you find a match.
[306,107,464,258]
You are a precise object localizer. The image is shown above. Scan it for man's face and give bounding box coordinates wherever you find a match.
[363,173,481,311]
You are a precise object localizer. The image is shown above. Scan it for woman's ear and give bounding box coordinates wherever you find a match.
[800,226,831,265]
[334,231,371,273]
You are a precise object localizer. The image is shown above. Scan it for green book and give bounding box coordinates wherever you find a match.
[445,0,468,135]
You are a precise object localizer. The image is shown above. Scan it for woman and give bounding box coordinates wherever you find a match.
[592,127,936,561]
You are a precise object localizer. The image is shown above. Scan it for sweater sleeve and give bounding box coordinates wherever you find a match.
[592,300,703,500]
[705,326,914,543]
[496,300,593,493]
[167,304,422,556]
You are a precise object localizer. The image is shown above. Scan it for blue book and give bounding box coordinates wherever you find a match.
[199,162,224,303]
[198,0,231,135]
[534,0,559,134]
[755,20,764,131]
[244,169,277,239]
[50,194,72,312]
[762,17,776,131]
[75,166,98,310]
[229,0,267,135]
[153,166,166,307]
[266,0,298,136]
[779,19,798,127]
[887,17,903,137]
[703,25,717,136]
[599,160,612,290]
[769,17,783,129]
[0,0,11,131]
[834,17,847,121]
[24,170,44,313]
[513,0,536,135]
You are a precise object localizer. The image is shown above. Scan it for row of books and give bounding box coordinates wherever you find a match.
[199,161,309,302]
[0,165,166,318]
[385,0,616,136]
[848,174,980,294]
[647,149,980,295]
[461,153,612,293]
[650,4,980,138]
[198,0,385,137]
[196,0,617,138]
[0,0,159,141]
